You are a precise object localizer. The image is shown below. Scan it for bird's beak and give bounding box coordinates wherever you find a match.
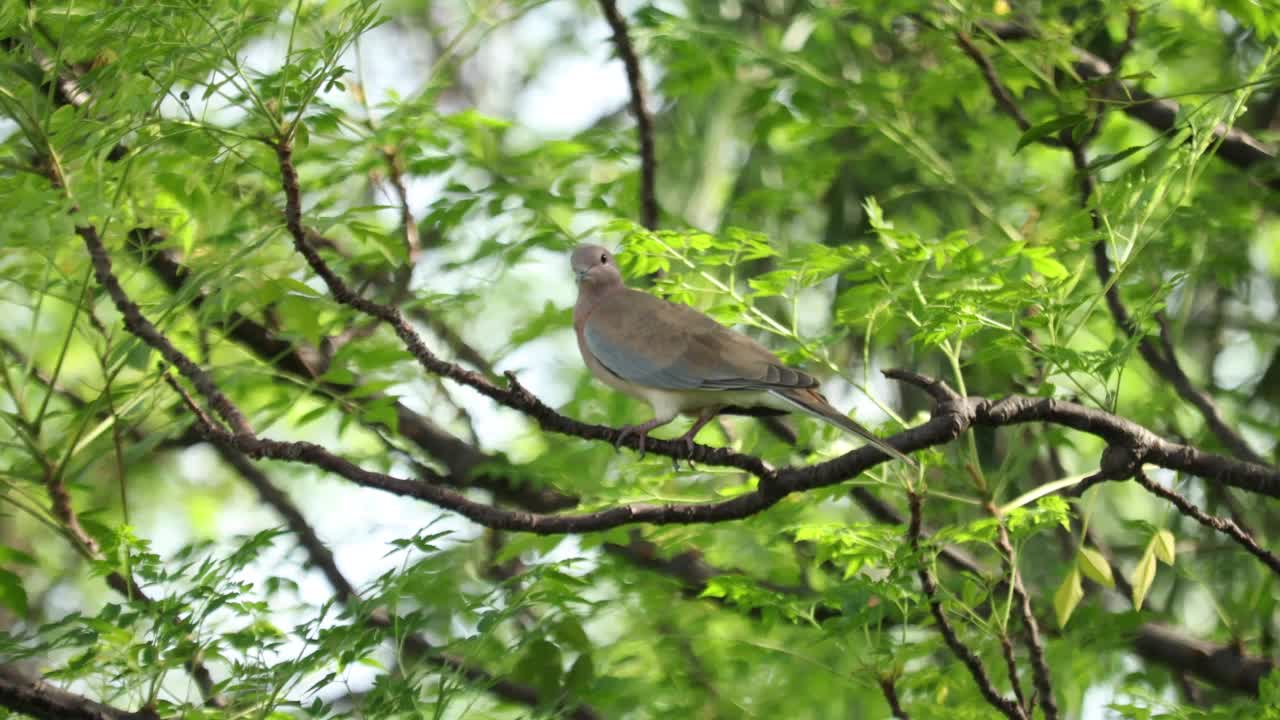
[574,269,586,283]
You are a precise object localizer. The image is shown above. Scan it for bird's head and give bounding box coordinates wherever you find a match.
[570,244,622,289]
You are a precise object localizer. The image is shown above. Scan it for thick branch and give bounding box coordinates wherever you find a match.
[1070,47,1278,191]
[1133,624,1275,694]
[608,514,1276,695]
[273,142,1279,505]
[83,225,1280,538]
[0,664,158,720]
[1083,166,1267,468]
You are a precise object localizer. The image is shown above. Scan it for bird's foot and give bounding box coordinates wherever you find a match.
[615,422,659,458]
[671,432,699,471]
[670,411,717,471]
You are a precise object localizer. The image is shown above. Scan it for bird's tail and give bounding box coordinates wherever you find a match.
[770,388,919,469]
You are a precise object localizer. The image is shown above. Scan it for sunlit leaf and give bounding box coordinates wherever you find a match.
[1131,546,1158,611]
[1077,546,1115,589]
[1054,567,1083,627]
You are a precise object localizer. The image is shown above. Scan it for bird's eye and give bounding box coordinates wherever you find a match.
[600,253,608,263]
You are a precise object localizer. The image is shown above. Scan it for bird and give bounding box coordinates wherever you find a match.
[570,243,917,469]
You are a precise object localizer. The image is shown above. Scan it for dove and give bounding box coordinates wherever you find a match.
[571,244,917,469]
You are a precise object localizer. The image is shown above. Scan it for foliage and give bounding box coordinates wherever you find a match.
[1,0,1278,718]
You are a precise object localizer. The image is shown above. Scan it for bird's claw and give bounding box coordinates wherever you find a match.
[615,425,648,458]
[675,435,697,471]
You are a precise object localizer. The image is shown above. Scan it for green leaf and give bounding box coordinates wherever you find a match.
[1054,567,1083,627]
[564,653,595,697]
[1077,546,1114,588]
[1153,530,1176,565]
[318,364,355,384]
[1106,703,1152,720]
[747,270,792,298]
[1261,670,1280,707]
[360,398,400,434]
[0,546,37,567]
[514,639,563,698]
[0,569,28,616]
[1015,114,1088,153]
[1086,145,1145,171]
[1131,546,1158,611]
[1024,248,1069,279]
[551,618,592,654]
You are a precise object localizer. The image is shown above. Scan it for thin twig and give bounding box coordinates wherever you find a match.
[606,507,1276,695]
[994,514,1059,720]
[908,492,1028,720]
[276,142,1280,499]
[997,633,1030,714]
[878,675,911,719]
[955,31,1034,135]
[214,444,603,718]
[381,147,420,262]
[41,466,99,558]
[1154,314,1267,466]
[953,31,1269,466]
[981,23,1279,190]
[128,229,542,503]
[596,0,658,229]
[41,375,225,706]
[79,225,252,436]
[1133,468,1280,576]
[1112,8,1140,68]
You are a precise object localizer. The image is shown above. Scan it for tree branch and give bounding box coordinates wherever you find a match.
[79,225,251,436]
[954,31,1036,136]
[127,229,574,511]
[596,0,658,229]
[909,492,1028,720]
[1069,46,1279,191]
[87,164,1280,536]
[88,221,1280,538]
[605,512,1277,695]
[953,31,1269,467]
[274,140,1280,500]
[878,675,911,719]
[997,633,1030,715]
[216,445,602,719]
[82,221,1280,539]
[1133,623,1275,695]
[36,376,224,708]
[994,514,1058,720]
[1132,468,1280,577]
[984,22,1279,191]
[0,664,158,720]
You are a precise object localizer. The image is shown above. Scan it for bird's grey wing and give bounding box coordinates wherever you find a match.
[584,290,817,392]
